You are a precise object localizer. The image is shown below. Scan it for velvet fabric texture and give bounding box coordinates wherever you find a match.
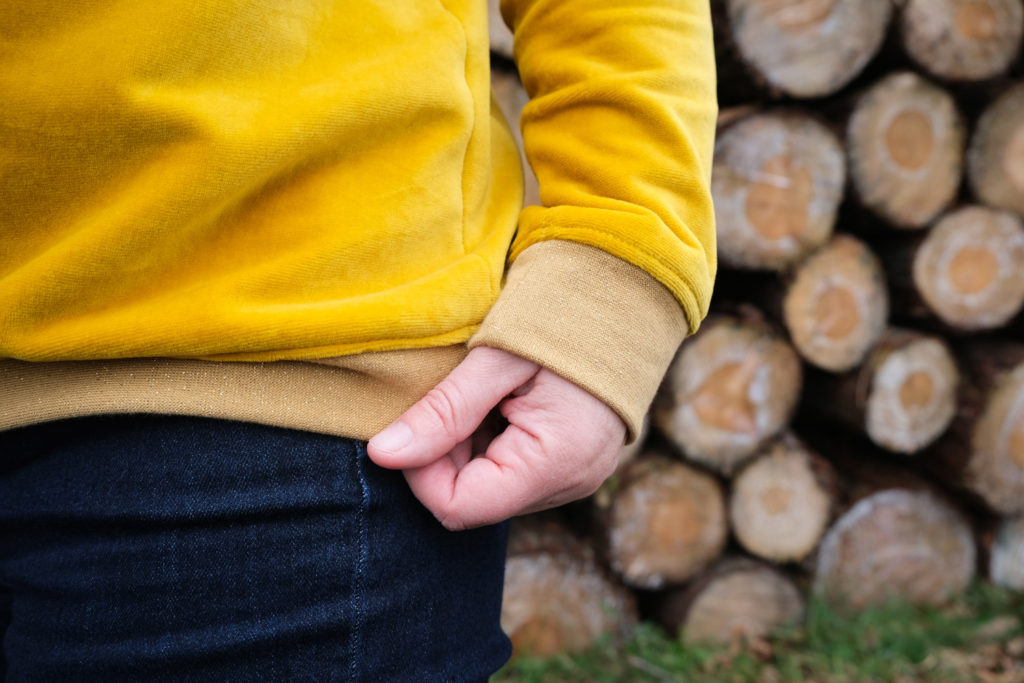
[1,0,717,444]
[0,0,716,364]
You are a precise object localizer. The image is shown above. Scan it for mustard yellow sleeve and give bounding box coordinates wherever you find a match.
[499,0,717,329]
[470,0,717,441]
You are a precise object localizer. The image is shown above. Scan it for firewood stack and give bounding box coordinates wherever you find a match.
[490,0,1024,655]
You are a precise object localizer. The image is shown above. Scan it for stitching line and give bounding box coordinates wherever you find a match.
[350,442,372,682]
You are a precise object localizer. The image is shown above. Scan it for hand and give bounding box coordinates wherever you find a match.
[367,346,626,530]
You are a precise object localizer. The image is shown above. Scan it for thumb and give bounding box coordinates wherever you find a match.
[367,347,539,469]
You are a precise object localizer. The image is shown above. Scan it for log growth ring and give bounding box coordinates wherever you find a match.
[901,0,1023,81]
[813,489,975,608]
[783,236,888,371]
[713,112,844,270]
[884,109,935,173]
[729,0,892,97]
[847,72,964,227]
[683,568,805,646]
[914,206,1024,329]
[730,443,832,561]
[865,338,958,453]
[501,553,633,656]
[657,320,803,471]
[607,459,727,588]
[744,155,814,241]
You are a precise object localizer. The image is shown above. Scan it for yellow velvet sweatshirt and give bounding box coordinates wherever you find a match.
[0,0,717,442]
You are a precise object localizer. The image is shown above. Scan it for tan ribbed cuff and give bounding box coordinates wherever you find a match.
[469,240,690,442]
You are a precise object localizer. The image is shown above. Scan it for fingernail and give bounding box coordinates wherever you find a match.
[369,421,413,453]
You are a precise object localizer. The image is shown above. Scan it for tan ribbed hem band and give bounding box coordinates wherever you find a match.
[0,347,466,440]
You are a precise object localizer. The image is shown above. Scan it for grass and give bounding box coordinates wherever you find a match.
[492,583,1024,682]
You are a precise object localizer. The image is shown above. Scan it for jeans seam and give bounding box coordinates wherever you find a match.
[350,444,371,682]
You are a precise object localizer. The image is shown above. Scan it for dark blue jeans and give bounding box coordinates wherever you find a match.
[0,415,511,681]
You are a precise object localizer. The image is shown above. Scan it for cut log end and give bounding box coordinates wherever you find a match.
[901,0,1023,82]
[783,235,889,372]
[969,83,1024,217]
[745,155,814,242]
[801,329,958,454]
[1013,427,1024,469]
[968,362,1024,513]
[663,559,806,647]
[847,72,965,228]
[1004,126,1024,195]
[691,362,761,436]
[750,0,841,32]
[605,455,728,589]
[502,552,635,657]
[814,286,861,340]
[865,336,959,453]
[886,110,934,170]
[713,112,844,271]
[654,316,803,473]
[730,435,836,562]
[949,247,998,294]
[813,489,976,609]
[727,0,893,97]
[957,0,1001,39]
[913,206,1024,330]
[502,516,636,657]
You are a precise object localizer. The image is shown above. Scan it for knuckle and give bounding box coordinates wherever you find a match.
[420,384,462,436]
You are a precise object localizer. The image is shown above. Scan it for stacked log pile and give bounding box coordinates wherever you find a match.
[490,0,1024,655]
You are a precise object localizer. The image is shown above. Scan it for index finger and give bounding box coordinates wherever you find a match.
[367,347,538,470]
